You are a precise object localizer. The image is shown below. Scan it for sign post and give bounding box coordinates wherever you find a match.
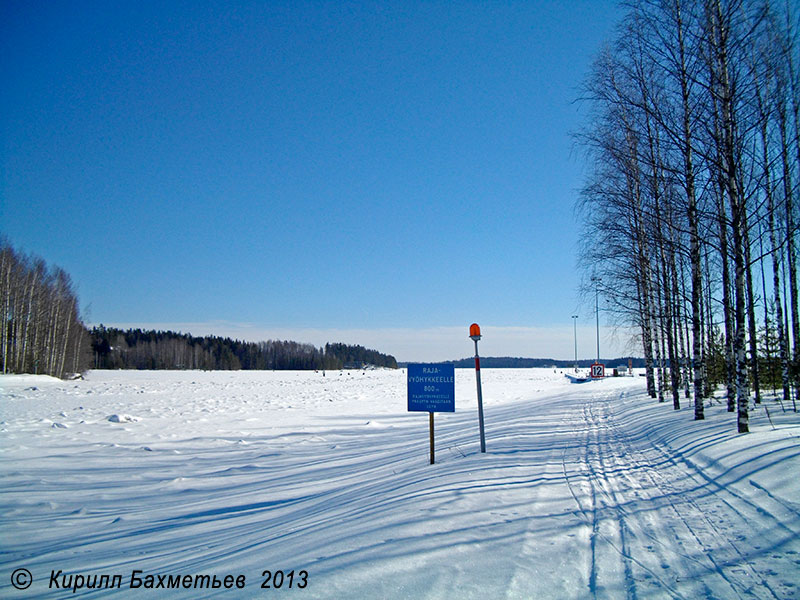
[469,323,486,453]
[591,362,605,379]
[407,363,455,464]
[429,412,435,465]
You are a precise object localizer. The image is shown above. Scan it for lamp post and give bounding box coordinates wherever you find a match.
[571,315,578,372]
[469,323,486,453]
[591,276,601,362]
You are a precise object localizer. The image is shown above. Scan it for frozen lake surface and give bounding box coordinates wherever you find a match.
[2,369,799,598]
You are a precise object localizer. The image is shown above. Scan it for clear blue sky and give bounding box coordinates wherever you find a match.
[1,0,629,361]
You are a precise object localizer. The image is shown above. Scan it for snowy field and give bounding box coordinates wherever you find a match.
[1,368,799,599]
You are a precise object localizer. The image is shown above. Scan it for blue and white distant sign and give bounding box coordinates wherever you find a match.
[407,363,455,413]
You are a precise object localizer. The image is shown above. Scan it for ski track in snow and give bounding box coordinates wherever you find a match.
[1,369,799,599]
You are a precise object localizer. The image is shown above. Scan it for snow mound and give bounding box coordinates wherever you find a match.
[106,414,139,423]
[0,374,62,388]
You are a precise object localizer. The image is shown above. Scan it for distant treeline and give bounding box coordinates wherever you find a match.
[91,327,398,371]
[401,357,645,369]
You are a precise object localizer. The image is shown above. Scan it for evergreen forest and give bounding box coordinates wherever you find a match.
[90,327,398,371]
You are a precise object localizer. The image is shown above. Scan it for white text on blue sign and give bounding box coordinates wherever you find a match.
[407,363,455,412]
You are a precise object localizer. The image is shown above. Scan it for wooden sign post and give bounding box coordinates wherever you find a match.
[407,363,455,465]
[429,412,435,465]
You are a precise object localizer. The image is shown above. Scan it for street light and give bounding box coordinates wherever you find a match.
[591,276,602,362]
[571,315,579,372]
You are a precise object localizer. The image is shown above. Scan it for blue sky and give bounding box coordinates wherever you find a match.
[1,1,630,362]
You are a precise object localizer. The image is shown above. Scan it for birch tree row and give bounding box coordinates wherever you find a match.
[0,239,90,378]
[577,0,799,432]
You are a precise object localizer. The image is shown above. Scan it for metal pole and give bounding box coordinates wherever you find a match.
[592,277,601,362]
[596,287,599,362]
[572,315,578,372]
[474,338,486,453]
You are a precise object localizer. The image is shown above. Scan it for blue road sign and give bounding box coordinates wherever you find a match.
[407,363,455,412]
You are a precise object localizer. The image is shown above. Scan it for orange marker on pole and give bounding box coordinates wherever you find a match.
[469,323,486,453]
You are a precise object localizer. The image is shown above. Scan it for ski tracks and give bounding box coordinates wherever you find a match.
[561,387,799,599]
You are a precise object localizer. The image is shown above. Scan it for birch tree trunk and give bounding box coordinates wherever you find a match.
[710,0,749,432]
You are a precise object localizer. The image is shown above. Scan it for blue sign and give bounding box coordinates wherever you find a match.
[407,363,455,412]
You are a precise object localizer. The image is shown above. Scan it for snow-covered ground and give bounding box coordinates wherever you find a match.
[1,368,798,598]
